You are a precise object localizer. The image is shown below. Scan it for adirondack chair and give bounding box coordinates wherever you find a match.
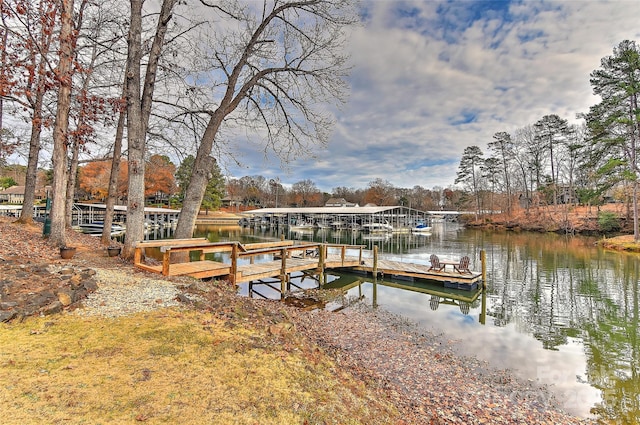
[453,256,471,274]
[428,254,445,272]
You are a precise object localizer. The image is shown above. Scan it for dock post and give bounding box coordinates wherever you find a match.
[480,289,487,325]
[372,279,378,308]
[230,244,238,284]
[162,249,171,276]
[480,249,486,289]
[280,247,287,295]
[373,245,378,276]
[318,243,325,286]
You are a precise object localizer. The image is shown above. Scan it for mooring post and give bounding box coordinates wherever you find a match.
[480,249,486,289]
[373,245,378,276]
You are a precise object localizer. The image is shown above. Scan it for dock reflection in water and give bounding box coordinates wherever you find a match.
[322,272,487,325]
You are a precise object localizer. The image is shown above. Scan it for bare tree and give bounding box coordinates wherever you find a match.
[173,0,356,239]
[2,0,59,225]
[48,0,77,246]
[122,0,179,258]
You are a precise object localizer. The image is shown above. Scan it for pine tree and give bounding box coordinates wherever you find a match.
[455,145,484,217]
[586,40,640,240]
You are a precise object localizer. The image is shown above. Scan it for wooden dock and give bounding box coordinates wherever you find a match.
[133,239,484,291]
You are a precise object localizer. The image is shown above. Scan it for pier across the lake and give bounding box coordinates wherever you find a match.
[133,239,485,292]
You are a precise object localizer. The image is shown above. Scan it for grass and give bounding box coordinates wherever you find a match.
[599,234,640,252]
[0,309,399,424]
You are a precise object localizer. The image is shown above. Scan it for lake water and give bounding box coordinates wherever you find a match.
[192,222,639,422]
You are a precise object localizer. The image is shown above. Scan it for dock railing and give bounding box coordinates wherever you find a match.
[134,238,365,283]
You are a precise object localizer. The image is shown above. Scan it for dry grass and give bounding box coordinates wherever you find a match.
[599,234,640,252]
[0,309,399,425]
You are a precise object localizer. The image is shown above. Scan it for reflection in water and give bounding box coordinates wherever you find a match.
[194,223,640,422]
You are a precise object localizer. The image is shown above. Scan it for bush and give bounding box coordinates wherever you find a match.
[598,211,621,233]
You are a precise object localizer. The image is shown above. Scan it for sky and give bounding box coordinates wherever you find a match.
[224,0,640,193]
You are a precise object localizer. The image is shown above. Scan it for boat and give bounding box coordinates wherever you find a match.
[331,220,349,230]
[79,222,125,236]
[411,223,432,233]
[362,222,393,233]
[289,221,314,230]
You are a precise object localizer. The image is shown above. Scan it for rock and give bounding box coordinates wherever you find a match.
[0,310,17,323]
[176,293,192,304]
[57,291,73,306]
[83,279,98,292]
[40,301,63,316]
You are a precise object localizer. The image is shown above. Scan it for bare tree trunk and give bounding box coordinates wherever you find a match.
[633,182,639,241]
[122,0,178,258]
[174,153,217,239]
[123,0,144,258]
[48,0,75,247]
[17,113,43,224]
[65,136,80,228]
[101,98,126,246]
[174,117,221,239]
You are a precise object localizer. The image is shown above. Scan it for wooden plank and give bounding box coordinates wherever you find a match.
[133,238,208,248]
[166,261,231,278]
[160,242,235,253]
[243,240,295,250]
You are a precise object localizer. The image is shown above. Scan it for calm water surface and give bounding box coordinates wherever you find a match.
[194,223,639,422]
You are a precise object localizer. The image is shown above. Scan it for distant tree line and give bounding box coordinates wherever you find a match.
[224,176,461,210]
[454,40,640,240]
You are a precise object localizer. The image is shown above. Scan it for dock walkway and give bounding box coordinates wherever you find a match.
[133,239,484,290]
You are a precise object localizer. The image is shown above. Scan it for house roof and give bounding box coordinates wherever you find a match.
[243,206,400,215]
[0,185,25,195]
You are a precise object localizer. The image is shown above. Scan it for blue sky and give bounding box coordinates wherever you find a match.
[224,0,640,193]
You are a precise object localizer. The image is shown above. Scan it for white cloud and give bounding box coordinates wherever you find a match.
[268,0,640,192]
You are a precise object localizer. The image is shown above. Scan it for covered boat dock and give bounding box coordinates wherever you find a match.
[240,206,455,232]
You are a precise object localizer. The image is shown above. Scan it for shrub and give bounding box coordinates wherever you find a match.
[598,211,621,233]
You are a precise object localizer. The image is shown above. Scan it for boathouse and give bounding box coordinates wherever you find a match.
[240,206,446,231]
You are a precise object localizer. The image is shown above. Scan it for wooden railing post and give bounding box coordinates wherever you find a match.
[230,243,238,284]
[373,245,378,276]
[162,249,171,276]
[318,243,326,284]
[133,243,142,266]
[280,247,288,294]
[341,245,346,266]
[318,244,327,271]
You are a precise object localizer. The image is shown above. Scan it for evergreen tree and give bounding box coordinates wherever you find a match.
[487,131,514,213]
[534,114,570,206]
[455,145,484,217]
[175,155,224,213]
[586,40,640,240]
